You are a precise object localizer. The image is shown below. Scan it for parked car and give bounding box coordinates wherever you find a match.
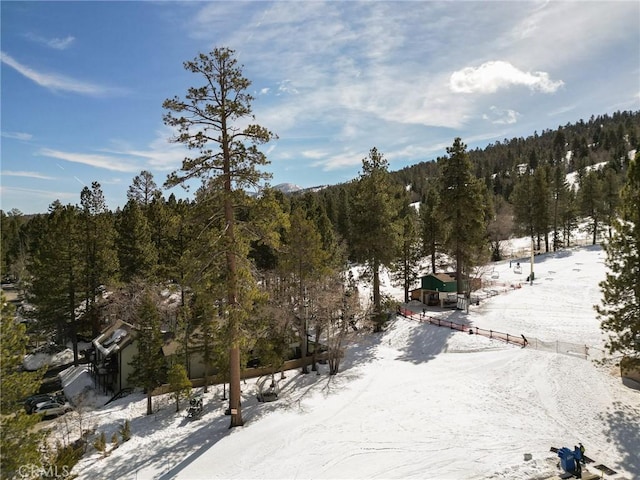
[24,392,66,414]
[33,400,72,418]
[24,394,56,414]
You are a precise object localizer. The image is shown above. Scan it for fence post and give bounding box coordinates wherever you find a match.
[506,333,509,344]
[490,330,493,339]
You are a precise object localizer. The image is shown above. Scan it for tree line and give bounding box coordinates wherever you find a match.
[1,48,638,440]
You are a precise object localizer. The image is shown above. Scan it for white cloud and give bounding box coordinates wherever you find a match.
[1,171,55,180]
[1,51,123,96]
[100,127,190,172]
[483,106,520,125]
[312,150,363,171]
[0,185,76,200]
[449,61,564,94]
[277,80,299,95]
[1,131,33,141]
[499,2,638,67]
[301,149,329,160]
[38,148,140,173]
[25,33,76,50]
[48,36,75,50]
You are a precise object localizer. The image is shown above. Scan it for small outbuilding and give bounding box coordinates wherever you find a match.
[410,272,481,306]
[410,272,458,306]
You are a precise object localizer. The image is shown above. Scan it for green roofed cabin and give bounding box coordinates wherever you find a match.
[410,272,479,306]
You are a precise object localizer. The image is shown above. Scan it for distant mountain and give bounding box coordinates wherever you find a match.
[273,183,303,193]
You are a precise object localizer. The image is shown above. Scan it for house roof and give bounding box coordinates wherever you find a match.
[93,319,136,357]
[422,272,456,283]
[433,273,455,283]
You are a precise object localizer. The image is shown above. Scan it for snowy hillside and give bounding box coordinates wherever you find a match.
[56,245,638,480]
[273,182,302,193]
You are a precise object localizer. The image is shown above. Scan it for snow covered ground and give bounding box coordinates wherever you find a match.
[55,244,638,480]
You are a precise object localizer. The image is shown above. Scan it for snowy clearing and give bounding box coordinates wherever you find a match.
[54,244,637,480]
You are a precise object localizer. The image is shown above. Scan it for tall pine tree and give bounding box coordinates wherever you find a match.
[420,180,443,273]
[579,170,605,245]
[350,148,401,331]
[28,202,84,363]
[116,199,158,283]
[1,294,48,478]
[128,292,166,415]
[80,182,118,336]
[278,207,330,372]
[438,138,490,294]
[596,153,640,368]
[391,206,422,302]
[163,47,276,427]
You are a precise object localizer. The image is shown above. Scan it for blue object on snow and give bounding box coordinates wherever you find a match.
[557,447,576,472]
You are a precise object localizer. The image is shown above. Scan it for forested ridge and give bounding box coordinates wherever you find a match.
[0,50,638,473]
[2,109,638,322]
[2,110,639,319]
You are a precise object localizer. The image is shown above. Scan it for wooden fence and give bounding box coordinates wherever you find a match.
[151,353,328,397]
[396,307,596,360]
[397,307,526,347]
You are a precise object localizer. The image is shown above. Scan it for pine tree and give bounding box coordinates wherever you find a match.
[111,432,119,452]
[188,291,222,394]
[279,207,330,372]
[79,182,118,336]
[511,171,535,244]
[116,199,158,283]
[550,164,570,251]
[596,153,640,368]
[350,148,402,331]
[419,180,443,273]
[579,170,605,245]
[531,165,551,252]
[128,292,166,415]
[167,363,192,412]
[1,294,49,478]
[93,431,107,457]
[562,187,580,248]
[0,208,27,283]
[127,170,160,206]
[119,419,131,442]
[28,202,84,362]
[163,47,276,427]
[391,207,422,302]
[487,195,514,261]
[601,166,621,239]
[438,138,491,294]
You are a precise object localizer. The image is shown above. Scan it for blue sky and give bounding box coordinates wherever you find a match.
[1,1,639,214]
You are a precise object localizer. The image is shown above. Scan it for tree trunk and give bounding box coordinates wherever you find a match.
[311,327,321,372]
[403,253,410,303]
[299,277,308,374]
[69,272,79,366]
[146,391,152,416]
[223,132,244,428]
[553,195,559,252]
[456,248,463,294]
[372,258,382,332]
